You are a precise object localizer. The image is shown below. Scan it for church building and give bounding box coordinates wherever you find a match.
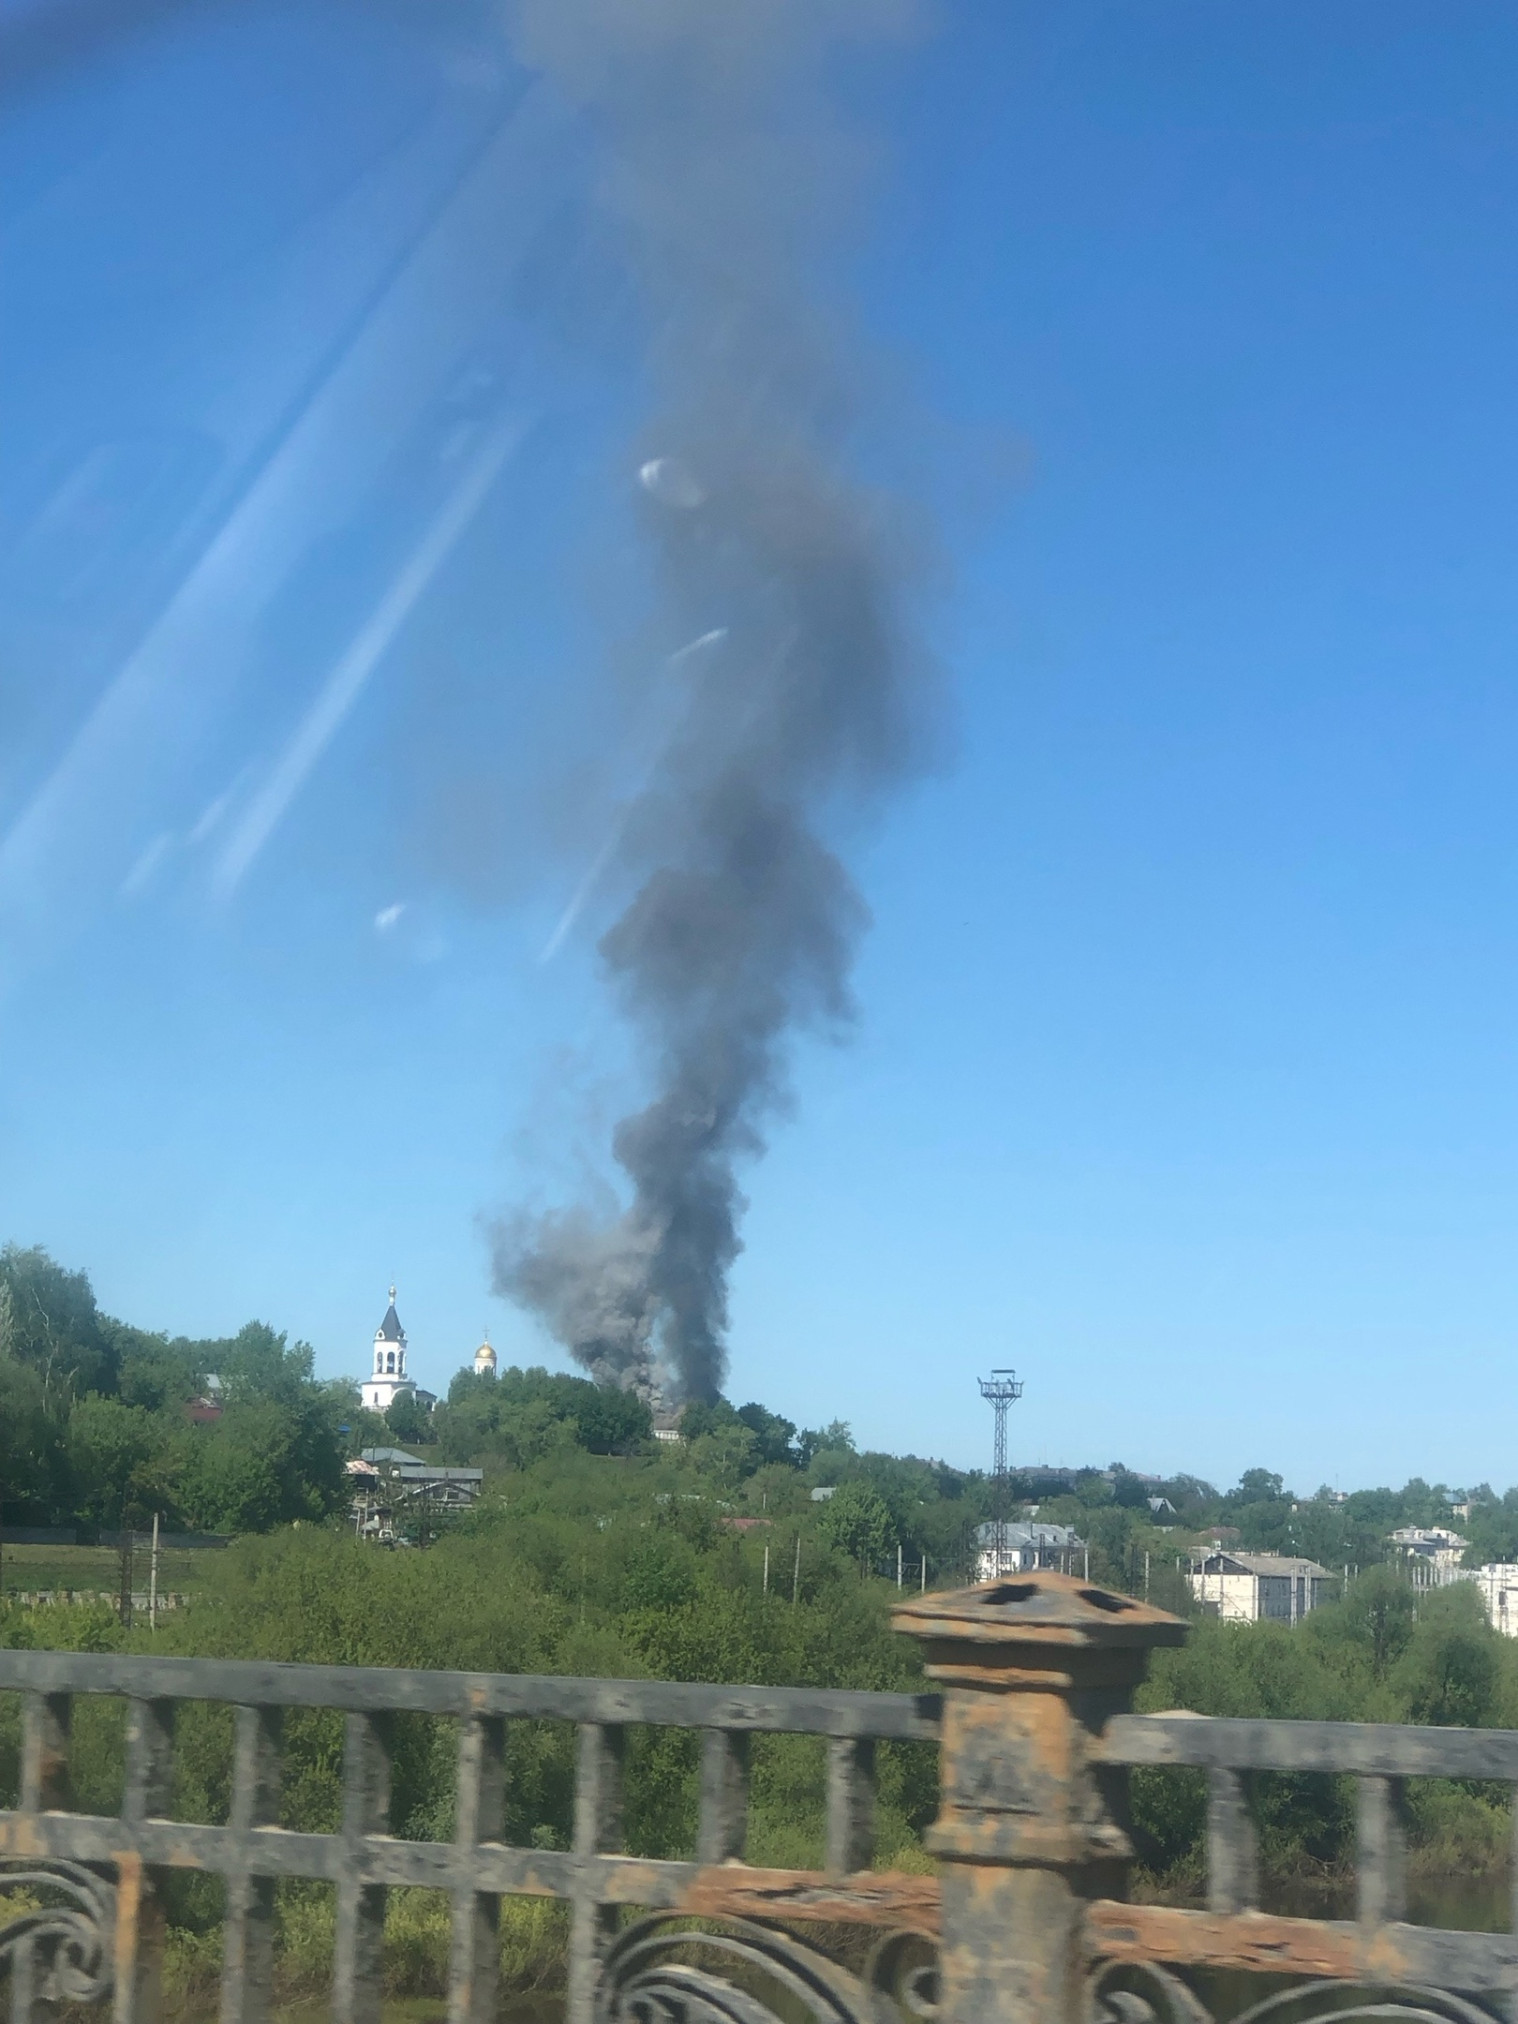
[359,1287,436,1417]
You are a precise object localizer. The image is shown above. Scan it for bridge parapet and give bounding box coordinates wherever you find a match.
[0,1577,1512,2024]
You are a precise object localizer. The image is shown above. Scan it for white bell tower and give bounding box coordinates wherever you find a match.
[360,1286,417,1415]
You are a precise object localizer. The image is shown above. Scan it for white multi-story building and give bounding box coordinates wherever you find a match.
[359,1288,436,1417]
[1189,1550,1333,1625]
[1388,1527,1469,1587]
[974,1521,1086,1582]
[1464,1564,1518,1636]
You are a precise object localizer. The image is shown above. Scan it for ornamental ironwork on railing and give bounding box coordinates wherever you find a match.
[1,1575,1516,2024]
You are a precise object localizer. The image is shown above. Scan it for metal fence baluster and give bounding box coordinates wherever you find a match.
[116,1697,174,2024]
[12,1693,71,2024]
[334,1712,392,2024]
[1205,1766,1258,1913]
[220,1706,282,2024]
[825,1736,875,1876]
[19,1692,71,1813]
[566,1721,624,2024]
[1357,1773,1408,1926]
[447,1714,506,2024]
[7,1922,38,2024]
[697,1728,750,1865]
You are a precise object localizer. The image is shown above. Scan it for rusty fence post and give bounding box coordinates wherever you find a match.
[117,1696,175,2024]
[565,1721,625,2024]
[893,1572,1186,2024]
[221,1704,282,2024]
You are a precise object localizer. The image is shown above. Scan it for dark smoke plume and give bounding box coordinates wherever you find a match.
[491,0,939,1402]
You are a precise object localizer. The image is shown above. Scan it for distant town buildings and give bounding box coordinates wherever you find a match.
[358,1288,436,1418]
[1388,1526,1469,1587]
[1189,1550,1333,1624]
[183,1373,223,1424]
[349,1446,482,1543]
[1466,1563,1518,1637]
[652,1402,685,1444]
[974,1521,1086,1582]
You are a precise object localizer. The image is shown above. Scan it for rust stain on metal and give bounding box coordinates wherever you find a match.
[0,1819,45,1859]
[680,1865,942,1933]
[1086,1902,1396,1979]
[113,1849,144,1979]
[925,1664,1077,1690]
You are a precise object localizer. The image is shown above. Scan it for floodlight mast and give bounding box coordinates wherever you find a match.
[977,1368,1024,1578]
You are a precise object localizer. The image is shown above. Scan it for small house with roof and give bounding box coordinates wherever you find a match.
[359,1288,435,1417]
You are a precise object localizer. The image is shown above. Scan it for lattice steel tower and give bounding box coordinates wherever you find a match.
[978,1369,1024,1577]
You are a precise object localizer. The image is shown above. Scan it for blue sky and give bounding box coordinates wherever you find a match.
[3,1,1518,1491]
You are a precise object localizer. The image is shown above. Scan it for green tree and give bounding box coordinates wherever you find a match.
[175,1393,346,1535]
[67,1396,170,1527]
[1334,1565,1416,1678]
[0,1245,116,1405]
[798,1421,854,1470]
[106,1325,202,1414]
[735,1403,798,1467]
[818,1481,894,1573]
[1230,1469,1286,1504]
[214,1323,319,1405]
[434,1366,650,1466]
[386,1392,432,1446]
[0,1357,67,1524]
[1392,1585,1499,1728]
[687,1421,758,1491]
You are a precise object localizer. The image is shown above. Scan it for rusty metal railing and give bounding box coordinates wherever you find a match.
[1,1578,1515,2024]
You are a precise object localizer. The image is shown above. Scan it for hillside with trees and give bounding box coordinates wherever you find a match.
[11,1243,1518,2003]
[7,1241,1518,1580]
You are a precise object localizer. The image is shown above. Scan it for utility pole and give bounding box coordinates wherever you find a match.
[762,1543,769,1596]
[117,1514,134,1631]
[977,1370,1024,1578]
[149,1511,160,1633]
[791,1532,801,1606]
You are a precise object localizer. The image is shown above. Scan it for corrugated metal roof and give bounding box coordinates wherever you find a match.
[1202,1551,1331,1578]
[973,1521,1085,1548]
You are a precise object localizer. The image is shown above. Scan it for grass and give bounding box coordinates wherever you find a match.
[0,1542,222,1599]
[156,1887,571,2021]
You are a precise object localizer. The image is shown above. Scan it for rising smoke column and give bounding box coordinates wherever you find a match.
[492,0,938,1402]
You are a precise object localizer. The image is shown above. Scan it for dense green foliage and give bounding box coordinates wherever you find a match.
[8,1342,1518,1999]
[16,1237,1518,2008]
[434,1365,652,1466]
[1131,1569,1518,1889]
[0,1247,350,1536]
[0,1448,941,2002]
[6,1456,1518,1934]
